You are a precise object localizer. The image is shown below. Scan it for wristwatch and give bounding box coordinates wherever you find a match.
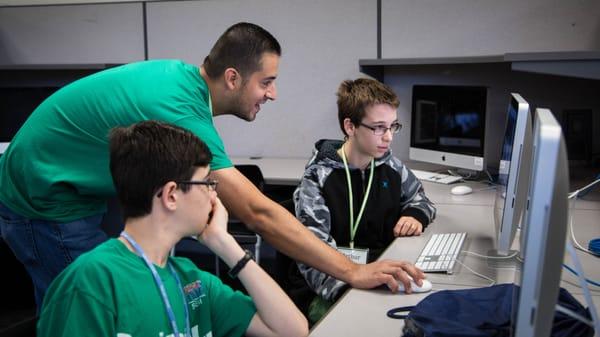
[228,249,254,279]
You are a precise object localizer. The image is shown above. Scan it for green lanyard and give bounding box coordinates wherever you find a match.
[340,143,375,249]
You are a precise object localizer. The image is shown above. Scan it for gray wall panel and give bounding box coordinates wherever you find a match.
[382,0,600,58]
[0,3,145,65]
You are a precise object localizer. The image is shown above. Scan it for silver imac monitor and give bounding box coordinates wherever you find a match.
[513,108,569,337]
[409,85,487,171]
[492,93,533,256]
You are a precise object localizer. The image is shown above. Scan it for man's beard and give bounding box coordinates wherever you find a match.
[225,92,255,122]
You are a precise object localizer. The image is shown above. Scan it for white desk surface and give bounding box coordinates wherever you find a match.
[309,180,600,337]
[421,180,496,206]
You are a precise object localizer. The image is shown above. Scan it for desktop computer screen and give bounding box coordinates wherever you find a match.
[409,85,487,171]
[493,93,533,256]
[513,108,569,337]
[0,86,59,154]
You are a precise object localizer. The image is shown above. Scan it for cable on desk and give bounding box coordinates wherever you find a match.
[564,242,600,336]
[483,169,494,184]
[567,180,600,257]
[568,176,600,199]
[453,259,496,287]
[568,198,594,256]
[445,169,466,182]
[463,250,517,259]
[447,168,492,183]
[562,264,600,288]
[556,192,600,289]
[569,177,600,198]
[472,186,498,193]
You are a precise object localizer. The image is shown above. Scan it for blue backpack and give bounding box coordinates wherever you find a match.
[387,283,593,337]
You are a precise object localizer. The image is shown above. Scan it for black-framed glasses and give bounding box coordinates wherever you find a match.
[359,122,402,136]
[176,179,219,191]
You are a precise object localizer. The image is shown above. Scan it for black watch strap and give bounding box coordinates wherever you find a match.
[228,249,254,279]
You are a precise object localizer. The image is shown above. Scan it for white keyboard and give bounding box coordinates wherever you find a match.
[411,169,463,185]
[415,232,467,274]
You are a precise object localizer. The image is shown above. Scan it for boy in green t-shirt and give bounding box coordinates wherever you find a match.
[37,121,308,337]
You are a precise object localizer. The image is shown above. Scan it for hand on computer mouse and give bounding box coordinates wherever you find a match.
[376,273,432,294]
[393,216,423,236]
[397,277,433,294]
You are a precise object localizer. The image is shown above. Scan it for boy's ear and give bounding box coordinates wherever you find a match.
[158,182,178,211]
[343,118,356,136]
[224,68,241,90]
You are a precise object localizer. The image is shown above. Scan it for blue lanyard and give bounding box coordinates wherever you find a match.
[120,231,190,337]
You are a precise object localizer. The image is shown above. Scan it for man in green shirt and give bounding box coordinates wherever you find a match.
[37,120,308,337]
[0,22,422,311]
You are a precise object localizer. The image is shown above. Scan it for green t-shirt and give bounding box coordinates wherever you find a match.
[37,239,256,337]
[0,60,232,222]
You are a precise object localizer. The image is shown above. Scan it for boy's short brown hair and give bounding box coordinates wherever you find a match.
[337,78,399,136]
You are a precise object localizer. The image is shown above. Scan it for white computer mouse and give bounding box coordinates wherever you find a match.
[450,185,473,196]
[397,278,433,294]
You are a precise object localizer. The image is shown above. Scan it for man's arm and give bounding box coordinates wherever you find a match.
[211,167,422,290]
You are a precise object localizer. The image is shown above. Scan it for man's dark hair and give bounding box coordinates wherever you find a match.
[203,22,281,80]
[109,121,212,220]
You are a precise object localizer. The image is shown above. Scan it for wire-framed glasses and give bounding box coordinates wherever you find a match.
[359,122,402,136]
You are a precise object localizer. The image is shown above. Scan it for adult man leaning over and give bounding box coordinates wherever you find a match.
[0,22,423,310]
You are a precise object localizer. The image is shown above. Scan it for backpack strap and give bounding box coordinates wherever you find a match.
[387,306,415,319]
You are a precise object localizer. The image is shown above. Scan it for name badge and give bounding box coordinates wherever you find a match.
[338,247,369,264]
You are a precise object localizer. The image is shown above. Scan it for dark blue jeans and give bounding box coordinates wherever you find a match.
[0,202,107,311]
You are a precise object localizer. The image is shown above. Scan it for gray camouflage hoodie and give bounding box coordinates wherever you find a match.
[292,139,436,302]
